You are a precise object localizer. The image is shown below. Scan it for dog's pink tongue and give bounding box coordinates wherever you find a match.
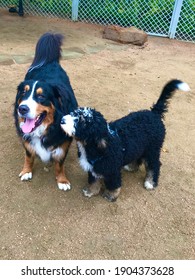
[21,119,36,133]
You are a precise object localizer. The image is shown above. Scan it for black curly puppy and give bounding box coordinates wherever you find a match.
[61,80,189,201]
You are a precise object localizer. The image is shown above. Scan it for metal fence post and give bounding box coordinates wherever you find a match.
[72,0,79,21]
[169,0,184,39]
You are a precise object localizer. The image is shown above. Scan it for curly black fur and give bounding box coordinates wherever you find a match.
[61,80,189,201]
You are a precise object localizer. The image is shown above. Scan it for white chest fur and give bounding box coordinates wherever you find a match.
[31,137,51,162]
[27,125,64,162]
[77,141,102,179]
[77,141,93,172]
[30,137,64,162]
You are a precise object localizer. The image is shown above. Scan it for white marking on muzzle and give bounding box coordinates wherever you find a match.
[61,115,76,137]
[18,81,38,119]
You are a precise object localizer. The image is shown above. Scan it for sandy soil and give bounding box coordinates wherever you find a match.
[0,10,195,260]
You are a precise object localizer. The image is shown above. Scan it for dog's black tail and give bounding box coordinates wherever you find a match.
[28,32,64,72]
[151,79,190,118]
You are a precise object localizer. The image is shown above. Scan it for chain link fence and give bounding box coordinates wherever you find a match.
[175,0,195,41]
[78,0,175,36]
[0,0,194,42]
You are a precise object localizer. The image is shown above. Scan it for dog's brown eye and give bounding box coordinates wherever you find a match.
[37,95,45,102]
[17,91,25,97]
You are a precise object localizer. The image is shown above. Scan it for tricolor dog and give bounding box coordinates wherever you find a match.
[14,33,78,191]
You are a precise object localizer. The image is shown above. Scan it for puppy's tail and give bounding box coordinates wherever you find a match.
[151,79,190,118]
[28,32,64,72]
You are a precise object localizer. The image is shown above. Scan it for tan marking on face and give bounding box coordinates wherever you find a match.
[24,85,30,92]
[36,87,43,94]
[35,103,55,128]
[18,117,25,124]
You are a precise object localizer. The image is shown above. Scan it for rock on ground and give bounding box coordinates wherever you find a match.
[103,25,148,46]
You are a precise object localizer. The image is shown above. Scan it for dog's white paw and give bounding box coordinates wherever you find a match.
[58,182,71,191]
[144,180,155,190]
[19,172,32,181]
[83,188,93,198]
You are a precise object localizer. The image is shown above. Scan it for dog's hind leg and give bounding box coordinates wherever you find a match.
[19,150,34,181]
[124,159,142,172]
[143,151,161,190]
[83,172,101,198]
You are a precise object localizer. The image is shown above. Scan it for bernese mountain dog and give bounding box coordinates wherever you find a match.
[14,32,78,191]
[61,80,189,201]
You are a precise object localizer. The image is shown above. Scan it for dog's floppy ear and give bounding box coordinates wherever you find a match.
[91,112,108,149]
[51,84,78,114]
[51,86,64,109]
[15,82,25,105]
[17,82,25,94]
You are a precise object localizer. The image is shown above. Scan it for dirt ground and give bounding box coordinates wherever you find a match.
[0,10,195,260]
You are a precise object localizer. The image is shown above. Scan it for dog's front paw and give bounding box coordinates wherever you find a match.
[82,187,94,198]
[58,182,71,191]
[102,191,117,202]
[102,188,121,202]
[19,172,32,181]
[83,182,101,198]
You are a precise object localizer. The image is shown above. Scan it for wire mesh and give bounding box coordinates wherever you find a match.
[0,0,194,42]
[175,0,195,41]
[78,0,175,37]
[0,0,72,18]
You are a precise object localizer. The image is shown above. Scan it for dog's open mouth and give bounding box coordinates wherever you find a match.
[20,112,47,134]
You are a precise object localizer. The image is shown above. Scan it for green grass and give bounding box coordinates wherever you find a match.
[28,0,72,16]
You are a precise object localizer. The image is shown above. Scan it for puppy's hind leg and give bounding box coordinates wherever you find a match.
[143,151,161,190]
[124,159,142,172]
[19,149,34,181]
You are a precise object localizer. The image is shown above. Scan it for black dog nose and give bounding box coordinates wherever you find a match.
[61,117,66,125]
[18,105,29,115]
